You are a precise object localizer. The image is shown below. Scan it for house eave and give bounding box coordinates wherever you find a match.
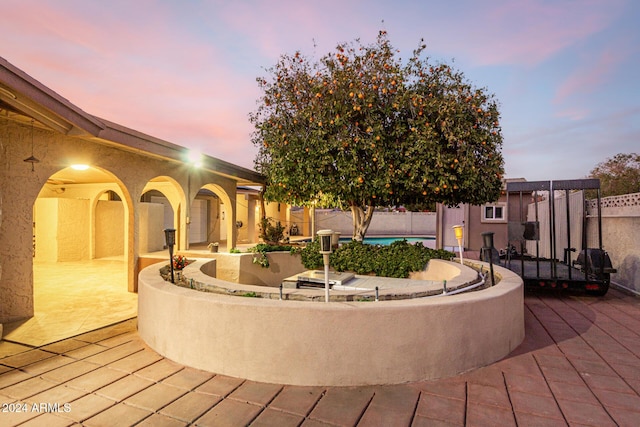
[0,56,265,187]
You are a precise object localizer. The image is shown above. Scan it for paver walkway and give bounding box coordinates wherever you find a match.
[1,288,640,426]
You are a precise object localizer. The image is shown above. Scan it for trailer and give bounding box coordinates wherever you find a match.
[504,179,615,296]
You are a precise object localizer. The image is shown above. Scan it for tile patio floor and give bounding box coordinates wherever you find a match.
[2,287,640,426]
[2,258,137,347]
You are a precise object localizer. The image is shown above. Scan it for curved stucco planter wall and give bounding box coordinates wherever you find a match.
[138,261,524,386]
[186,251,306,287]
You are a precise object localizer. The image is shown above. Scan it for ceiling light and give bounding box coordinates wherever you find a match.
[71,164,90,171]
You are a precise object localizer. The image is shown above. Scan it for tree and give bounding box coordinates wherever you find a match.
[250,31,504,241]
[589,153,640,197]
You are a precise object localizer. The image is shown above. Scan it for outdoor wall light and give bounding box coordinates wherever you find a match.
[186,150,203,168]
[164,228,176,283]
[452,225,464,265]
[317,229,334,302]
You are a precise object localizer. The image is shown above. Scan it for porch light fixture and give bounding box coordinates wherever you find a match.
[164,228,177,283]
[317,229,334,302]
[23,119,40,171]
[186,150,203,168]
[452,225,464,265]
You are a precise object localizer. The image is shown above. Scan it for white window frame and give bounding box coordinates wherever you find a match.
[482,202,507,223]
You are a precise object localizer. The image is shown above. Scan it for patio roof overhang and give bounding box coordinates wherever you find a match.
[0,56,265,187]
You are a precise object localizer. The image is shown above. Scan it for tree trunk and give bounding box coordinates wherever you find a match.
[350,204,375,241]
[259,187,267,220]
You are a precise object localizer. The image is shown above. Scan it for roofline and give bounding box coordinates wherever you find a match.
[94,118,264,185]
[0,56,265,186]
[0,57,105,135]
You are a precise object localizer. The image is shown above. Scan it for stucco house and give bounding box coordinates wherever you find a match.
[0,57,282,324]
[435,178,529,258]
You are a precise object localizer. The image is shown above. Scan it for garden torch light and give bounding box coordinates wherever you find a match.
[317,229,334,303]
[452,225,464,265]
[164,228,176,284]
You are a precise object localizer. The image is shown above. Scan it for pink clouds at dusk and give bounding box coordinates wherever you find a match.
[554,46,627,112]
[1,0,638,180]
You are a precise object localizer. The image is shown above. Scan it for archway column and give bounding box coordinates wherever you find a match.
[195,176,237,252]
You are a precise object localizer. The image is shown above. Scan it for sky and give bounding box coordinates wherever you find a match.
[1,0,639,181]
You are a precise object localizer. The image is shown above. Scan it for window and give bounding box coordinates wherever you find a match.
[482,203,506,222]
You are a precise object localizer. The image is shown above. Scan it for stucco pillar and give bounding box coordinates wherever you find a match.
[227,196,237,251]
[129,199,140,292]
[303,207,311,237]
[0,163,41,322]
[247,197,257,243]
[435,204,444,250]
[286,205,292,234]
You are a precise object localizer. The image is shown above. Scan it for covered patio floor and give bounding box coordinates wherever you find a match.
[2,258,137,348]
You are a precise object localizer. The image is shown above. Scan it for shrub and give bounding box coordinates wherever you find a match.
[299,239,454,278]
[299,239,324,269]
[259,218,286,243]
[248,243,298,268]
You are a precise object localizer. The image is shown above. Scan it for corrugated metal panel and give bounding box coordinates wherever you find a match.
[525,191,584,262]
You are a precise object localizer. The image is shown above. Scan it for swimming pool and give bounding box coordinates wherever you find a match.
[353,236,434,246]
[296,236,436,247]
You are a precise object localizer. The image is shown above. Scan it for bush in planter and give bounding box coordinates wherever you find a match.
[258,218,286,244]
[299,239,323,269]
[299,239,454,278]
[247,242,299,268]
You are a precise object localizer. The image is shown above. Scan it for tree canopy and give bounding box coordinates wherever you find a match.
[250,31,504,240]
[589,153,640,197]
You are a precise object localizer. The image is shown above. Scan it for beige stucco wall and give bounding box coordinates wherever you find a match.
[316,210,437,237]
[290,207,311,237]
[95,200,124,258]
[34,197,90,261]
[138,261,524,386]
[138,203,166,253]
[34,198,60,262]
[235,196,249,243]
[0,119,239,322]
[587,193,640,293]
[602,217,640,290]
[183,251,306,287]
[58,199,91,261]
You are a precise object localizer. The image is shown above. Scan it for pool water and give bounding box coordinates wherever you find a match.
[351,236,435,246]
[296,236,435,247]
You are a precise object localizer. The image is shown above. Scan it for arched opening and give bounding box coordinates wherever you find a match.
[26,166,136,344]
[189,187,220,249]
[140,176,183,253]
[198,184,234,251]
